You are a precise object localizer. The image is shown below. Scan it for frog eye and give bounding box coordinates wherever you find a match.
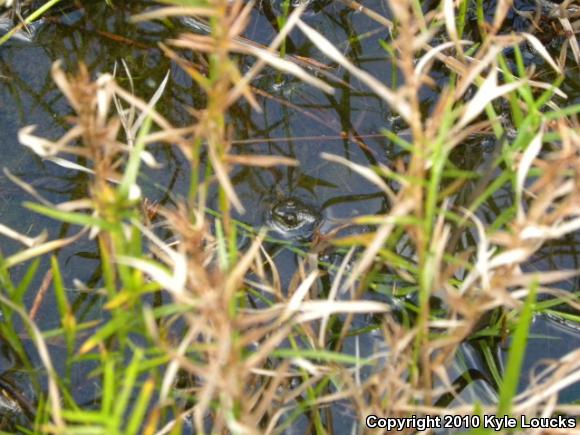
[283,212,298,226]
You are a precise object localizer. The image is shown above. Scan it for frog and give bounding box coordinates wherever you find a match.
[264,196,321,241]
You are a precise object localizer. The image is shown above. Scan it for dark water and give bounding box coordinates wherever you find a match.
[0,0,578,427]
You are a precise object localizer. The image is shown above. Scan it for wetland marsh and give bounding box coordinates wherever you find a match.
[0,0,579,433]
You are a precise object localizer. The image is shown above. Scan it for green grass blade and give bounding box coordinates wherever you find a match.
[497,281,538,415]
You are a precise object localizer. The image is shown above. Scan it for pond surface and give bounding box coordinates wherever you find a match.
[0,0,579,428]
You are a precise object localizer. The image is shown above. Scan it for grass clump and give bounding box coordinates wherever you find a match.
[0,0,578,433]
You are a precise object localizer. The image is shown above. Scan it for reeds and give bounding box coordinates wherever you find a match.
[0,0,578,433]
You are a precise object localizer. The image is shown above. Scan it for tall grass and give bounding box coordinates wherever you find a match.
[0,0,578,433]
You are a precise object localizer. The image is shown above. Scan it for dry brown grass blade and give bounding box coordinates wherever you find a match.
[296,19,412,123]
[339,0,394,29]
[522,32,563,74]
[259,245,282,300]
[281,270,319,322]
[443,0,459,45]
[321,152,396,203]
[130,6,216,23]
[224,155,298,167]
[493,0,513,33]
[519,217,580,240]
[513,350,580,412]
[4,229,86,269]
[345,199,415,289]
[455,44,505,98]
[119,221,188,296]
[227,3,307,106]
[112,84,176,132]
[225,230,266,299]
[294,300,390,323]
[0,223,46,248]
[159,327,197,402]
[242,322,293,370]
[19,124,85,158]
[230,134,386,145]
[207,138,245,213]
[415,41,472,78]
[239,43,334,94]
[560,17,580,65]
[29,270,53,321]
[457,65,523,130]
[318,246,356,347]
[3,169,53,207]
[516,125,544,222]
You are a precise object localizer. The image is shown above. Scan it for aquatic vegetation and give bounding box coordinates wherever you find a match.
[0,0,578,433]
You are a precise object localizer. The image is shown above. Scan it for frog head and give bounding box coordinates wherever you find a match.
[265,196,321,240]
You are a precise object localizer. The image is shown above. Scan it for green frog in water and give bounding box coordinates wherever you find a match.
[265,196,321,241]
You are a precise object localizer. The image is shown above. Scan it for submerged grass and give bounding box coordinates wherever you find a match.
[0,0,578,433]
